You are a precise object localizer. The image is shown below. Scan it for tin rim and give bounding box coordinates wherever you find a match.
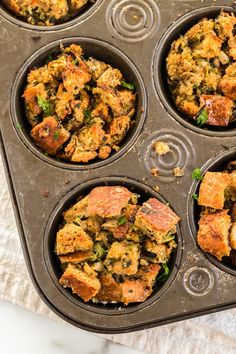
[153,5,236,137]
[10,37,147,170]
[43,176,183,315]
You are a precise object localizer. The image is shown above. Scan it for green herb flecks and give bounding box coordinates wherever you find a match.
[90,243,107,262]
[121,80,135,90]
[16,123,22,130]
[117,216,128,226]
[163,231,175,243]
[83,109,91,124]
[192,193,199,201]
[37,96,52,116]
[192,168,203,181]
[156,263,170,284]
[197,108,208,126]
[53,131,60,140]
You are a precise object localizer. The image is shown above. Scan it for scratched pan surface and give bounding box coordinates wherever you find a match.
[0,0,236,334]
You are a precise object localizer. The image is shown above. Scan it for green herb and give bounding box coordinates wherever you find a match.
[73,58,78,65]
[106,257,116,266]
[16,123,22,130]
[44,152,49,157]
[47,54,53,62]
[117,216,128,226]
[122,259,132,269]
[197,108,208,126]
[192,193,198,201]
[37,96,51,116]
[156,263,170,283]
[53,131,60,140]
[90,243,106,261]
[192,168,203,181]
[163,232,175,243]
[121,80,135,90]
[83,109,91,123]
[85,84,92,91]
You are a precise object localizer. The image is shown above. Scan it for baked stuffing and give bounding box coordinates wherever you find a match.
[55,186,180,304]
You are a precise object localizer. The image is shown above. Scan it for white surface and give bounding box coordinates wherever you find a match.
[0,299,146,354]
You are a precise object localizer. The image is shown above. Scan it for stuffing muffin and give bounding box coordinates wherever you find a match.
[22,44,136,163]
[4,0,94,26]
[195,162,236,265]
[166,11,236,127]
[55,186,180,304]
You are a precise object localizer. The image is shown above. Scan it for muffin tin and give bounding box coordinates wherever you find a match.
[0,0,236,333]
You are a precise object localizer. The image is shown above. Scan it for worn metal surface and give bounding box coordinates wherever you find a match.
[0,0,236,333]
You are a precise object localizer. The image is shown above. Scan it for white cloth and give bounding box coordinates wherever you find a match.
[1,154,236,354]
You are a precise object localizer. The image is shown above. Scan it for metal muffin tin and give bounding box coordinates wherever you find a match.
[0,0,236,333]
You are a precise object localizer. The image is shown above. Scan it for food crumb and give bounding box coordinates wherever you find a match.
[152,141,170,155]
[151,168,159,177]
[173,167,184,177]
[64,179,70,185]
[141,106,144,113]
[42,189,49,198]
[153,185,160,192]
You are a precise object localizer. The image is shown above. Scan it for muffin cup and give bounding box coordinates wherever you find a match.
[153,5,236,137]
[10,37,147,170]
[188,148,236,277]
[44,176,183,315]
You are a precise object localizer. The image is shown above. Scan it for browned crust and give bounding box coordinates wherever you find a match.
[197,210,231,261]
[198,172,230,209]
[87,186,132,218]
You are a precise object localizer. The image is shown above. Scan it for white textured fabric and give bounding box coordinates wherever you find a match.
[1,154,236,354]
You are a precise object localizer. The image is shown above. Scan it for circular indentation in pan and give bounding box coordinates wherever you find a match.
[11,37,146,170]
[153,6,236,137]
[143,130,195,182]
[0,0,103,31]
[188,148,236,277]
[183,266,214,296]
[106,0,160,42]
[44,176,183,315]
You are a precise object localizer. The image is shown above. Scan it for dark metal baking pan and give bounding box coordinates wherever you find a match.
[0,0,236,333]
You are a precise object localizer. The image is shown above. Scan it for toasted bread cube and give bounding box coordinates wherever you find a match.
[55,223,93,255]
[31,116,70,155]
[135,198,180,244]
[59,250,93,264]
[199,95,233,126]
[218,63,236,100]
[121,280,152,305]
[97,67,122,88]
[63,196,88,223]
[138,264,161,287]
[145,240,172,263]
[87,186,132,218]
[198,172,230,209]
[197,210,231,261]
[59,263,100,302]
[229,222,236,250]
[105,241,140,275]
[95,273,122,302]
[62,62,91,95]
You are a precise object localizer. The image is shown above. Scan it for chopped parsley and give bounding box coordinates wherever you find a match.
[192,193,198,201]
[163,232,175,243]
[84,84,92,91]
[37,96,51,116]
[121,80,135,90]
[117,216,128,226]
[53,131,60,140]
[192,168,203,181]
[197,108,208,126]
[16,123,22,130]
[156,263,170,283]
[46,54,53,63]
[83,109,91,123]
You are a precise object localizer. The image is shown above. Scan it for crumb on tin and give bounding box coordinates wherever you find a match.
[151,168,159,177]
[173,167,184,177]
[152,141,170,155]
[153,185,160,192]
[42,188,49,198]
